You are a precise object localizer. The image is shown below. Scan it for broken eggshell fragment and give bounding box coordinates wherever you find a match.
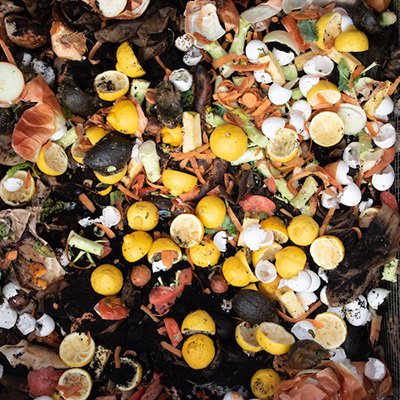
[35,314,56,337]
[0,301,18,329]
[303,56,334,77]
[372,165,395,191]
[367,288,390,310]
[373,123,396,149]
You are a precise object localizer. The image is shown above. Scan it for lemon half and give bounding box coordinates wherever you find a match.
[256,322,295,355]
[310,235,345,270]
[235,321,262,353]
[267,128,299,163]
[59,333,96,368]
[313,312,347,349]
[94,70,129,102]
[170,214,204,248]
[309,111,344,147]
[58,368,93,400]
[36,142,68,176]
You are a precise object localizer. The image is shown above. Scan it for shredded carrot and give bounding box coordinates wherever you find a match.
[227,206,242,232]
[114,346,122,369]
[341,93,359,106]
[212,52,238,69]
[387,75,400,96]
[352,226,363,240]
[240,92,258,108]
[309,195,317,217]
[78,193,96,213]
[291,10,319,19]
[231,62,270,72]
[140,304,160,322]
[160,341,182,358]
[370,314,382,345]
[364,146,395,178]
[117,183,140,200]
[349,65,365,88]
[178,187,201,202]
[189,157,206,185]
[124,349,137,357]
[94,223,116,239]
[281,15,309,52]
[365,121,377,138]
[320,207,335,236]
[287,170,330,195]
[277,300,323,323]
[0,250,18,269]
[154,55,172,75]
[170,143,210,161]
[58,384,84,398]
[252,98,272,117]
[0,39,17,65]
[161,250,176,270]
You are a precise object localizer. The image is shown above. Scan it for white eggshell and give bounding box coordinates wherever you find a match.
[373,123,396,149]
[2,177,24,193]
[304,56,334,77]
[261,117,286,139]
[364,358,386,381]
[330,347,348,363]
[305,270,321,292]
[374,96,394,117]
[299,75,319,97]
[35,314,56,337]
[332,7,349,15]
[51,125,67,141]
[321,188,340,209]
[16,313,36,335]
[0,301,18,329]
[268,83,292,105]
[289,110,306,136]
[169,68,193,92]
[297,291,318,310]
[101,206,121,228]
[241,224,274,251]
[334,160,353,185]
[291,99,312,120]
[367,288,390,310]
[320,285,330,306]
[291,320,315,340]
[344,295,367,311]
[2,282,21,299]
[183,46,203,66]
[337,104,367,136]
[272,48,294,66]
[175,34,194,52]
[97,0,127,17]
[286,271,312,292]
[365,121,381,137]
[345,306,371,326]
[372,165,395,191]
[213,231,228,252]
[253,70,272,84]
[34,397,54,400]
[318,268,329,283]
[245,40,268,63]
[327,306,345,318]
[255,260,277,284]
[339,183,362,207]
[343,142,361,169]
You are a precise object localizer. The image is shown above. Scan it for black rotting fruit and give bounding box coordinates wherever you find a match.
[83,131,133,175]
[232,289,274,325]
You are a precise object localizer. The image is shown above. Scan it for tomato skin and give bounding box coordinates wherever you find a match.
[94,296,129,320]
[381,191,398,212]
[28,367,63,396]
[149,268,192,313]
[239,195,276,215]
[164,318,183,347]
[264,178,276,194]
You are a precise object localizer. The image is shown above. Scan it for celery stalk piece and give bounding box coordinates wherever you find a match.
[230,19,251,55]
[290,176,318,209]
[139,140,161,183]
[205,112,226,127]
[67,231,104,257]
[56,127,78,149]
[204,42,234,78]
[231,109,269,147]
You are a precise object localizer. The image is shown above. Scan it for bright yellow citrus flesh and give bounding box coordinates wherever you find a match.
[256,322,295,355]
[313,312,348,350]
[59,333,96,368]
[90,264,123,295]
[210,124,248,162]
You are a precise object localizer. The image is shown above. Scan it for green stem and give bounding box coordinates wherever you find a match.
[68,231,104,257]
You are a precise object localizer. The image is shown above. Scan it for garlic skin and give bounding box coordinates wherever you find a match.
[169,69,193,92]
[35,314,56,337]
[364,358,386,381]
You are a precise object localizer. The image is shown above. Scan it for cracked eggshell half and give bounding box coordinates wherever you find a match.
[374,96,394,119]
[245,40,268,63]
[272,48,294,66]
[17,313,36,335]
[339,182,362,206]
[35,314,55,337]
[337,104,367,136]
[291,320,315,340]
[169,69,193,92]
[285,270,312,292]
[2,282,21,300]
[291,99,312,120]
[299,75,319,97]
[289,110,306,137]
[268,83,292,105]
[373,123,396,149]
[0,301,18,329]
[261,117,286,139]
[343,142,361,169]
[303,56,334,77]
[367,288,390,310]
[175,34,194,52]
[255,260,277,283]
[297,291,318,310]
[372,165,395,191]
[253,69,272,84]
[324,160,353,185]
[97,0,127,17]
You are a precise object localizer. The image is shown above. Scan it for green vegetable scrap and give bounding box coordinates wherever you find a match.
[337,59,351,91]
[297,20,318,43]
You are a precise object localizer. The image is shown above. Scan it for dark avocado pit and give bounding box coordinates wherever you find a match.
[83,131,133,175]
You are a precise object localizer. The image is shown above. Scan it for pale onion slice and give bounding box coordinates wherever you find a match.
[261,117,286,139]
[299,75,319,97]
[373,123,396,149]
[255,260,277,283]
[303,56,334,77]
[268,83,292,105]
[97,0,127,17]
[337,104,367,136]
[264,30,301,55]
[291,99,312,120]
[51,125,67,141]
[372,165,395,191]
[339,183,362,207]
[0,62,25,104]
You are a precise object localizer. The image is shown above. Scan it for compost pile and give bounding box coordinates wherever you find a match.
[0,0,400,399]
